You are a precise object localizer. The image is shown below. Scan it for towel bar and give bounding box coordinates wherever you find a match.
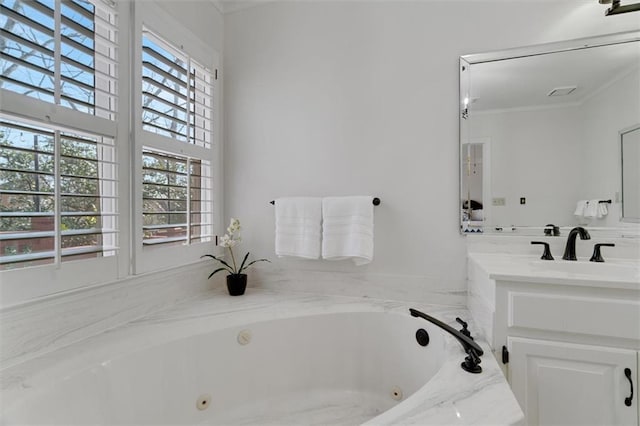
[598,200,612,204]
[270,197,381,206]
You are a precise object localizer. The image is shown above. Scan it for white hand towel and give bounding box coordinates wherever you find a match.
[584,199,600,219]
[574,200,588,217]
[322,196,374,265]
[275,197,322,259]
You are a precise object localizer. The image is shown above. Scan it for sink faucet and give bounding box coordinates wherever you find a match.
[409,308,484,373]
[562,226,591,261]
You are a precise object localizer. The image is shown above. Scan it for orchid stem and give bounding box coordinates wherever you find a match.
[228,247,238,274]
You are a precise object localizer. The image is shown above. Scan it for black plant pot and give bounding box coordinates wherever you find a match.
[226,274,247,296]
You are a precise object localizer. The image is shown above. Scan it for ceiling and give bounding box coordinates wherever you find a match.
[468,40,640,112]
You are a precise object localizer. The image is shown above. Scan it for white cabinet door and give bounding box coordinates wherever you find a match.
[508,337,637,426]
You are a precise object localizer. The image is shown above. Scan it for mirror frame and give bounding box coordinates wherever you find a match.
[459,30,640,235]
[620,123,640,223]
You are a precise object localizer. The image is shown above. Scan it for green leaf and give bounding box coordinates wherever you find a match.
[201,254,234,271]
[238,251,250,274]
[242,258,271,271]
[207,267,229,279]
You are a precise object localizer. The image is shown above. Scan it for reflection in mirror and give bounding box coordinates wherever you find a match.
[460,31,640,235]
[621,125,640,222]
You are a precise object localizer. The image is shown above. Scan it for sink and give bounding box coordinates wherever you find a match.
[529,260,640,281]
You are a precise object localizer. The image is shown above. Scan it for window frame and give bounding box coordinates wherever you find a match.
[0,0,130,306]
[0,0,222,306]
[131,3,220,275]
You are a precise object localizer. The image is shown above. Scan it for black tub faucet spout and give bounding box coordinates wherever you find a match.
[562,226,591,261]
[409,308,484,374]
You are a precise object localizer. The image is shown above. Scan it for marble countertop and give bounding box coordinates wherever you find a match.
[1,289,524,425]
[469,252,640,290]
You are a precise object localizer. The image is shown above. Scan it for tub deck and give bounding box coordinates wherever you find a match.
[1,289,524,425]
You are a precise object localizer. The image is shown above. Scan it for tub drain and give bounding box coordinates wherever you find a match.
[196,394,211,411]
[390,386,403,401]
[237,329,252,345]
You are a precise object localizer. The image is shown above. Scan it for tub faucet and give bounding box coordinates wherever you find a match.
[409,308,483,374]
[562,226,591,261]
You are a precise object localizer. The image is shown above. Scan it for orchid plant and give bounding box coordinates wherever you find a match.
[202,218,270,279]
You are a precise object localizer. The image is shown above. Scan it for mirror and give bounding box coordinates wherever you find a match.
[460,31,640,235]
[621,124,640,222]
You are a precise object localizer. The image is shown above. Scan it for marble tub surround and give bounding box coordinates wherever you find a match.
[247,267,467,307]
[1,290,523,425]
[0,261,221,369]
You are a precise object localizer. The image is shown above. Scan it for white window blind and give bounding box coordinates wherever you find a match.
[0,118,117,270]
[0,0,118,119]
[141,28,212,148]
[142,149,212,246]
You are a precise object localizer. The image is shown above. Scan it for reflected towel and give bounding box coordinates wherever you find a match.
[598,201,608,218]
[584,199,600,219]
[275,197,322,259]
[322,196,374,265]
[574,200,588,217]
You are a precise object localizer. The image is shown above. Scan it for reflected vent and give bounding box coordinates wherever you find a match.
[547,86,577,97]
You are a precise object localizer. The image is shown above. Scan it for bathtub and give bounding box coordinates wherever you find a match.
[0,292,523,425]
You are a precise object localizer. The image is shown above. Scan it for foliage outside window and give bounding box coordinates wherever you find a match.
[142,149,212,246]
[0,119,117,270]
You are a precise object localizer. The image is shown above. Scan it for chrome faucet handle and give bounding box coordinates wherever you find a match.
[531,241,554,260]
[590,243,615,263]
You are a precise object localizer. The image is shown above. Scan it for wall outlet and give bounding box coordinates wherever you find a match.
[492,197,506,206]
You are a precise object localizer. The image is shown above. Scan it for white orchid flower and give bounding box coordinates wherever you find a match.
[219,234,238,248]
[229,218,241,232]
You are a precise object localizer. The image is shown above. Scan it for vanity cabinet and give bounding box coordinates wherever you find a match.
[507,337,637,426]
[492,281,640,426]
[467,251,640,426]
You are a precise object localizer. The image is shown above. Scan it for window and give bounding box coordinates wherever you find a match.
[0,118,117,270]
[0,0,220,303]
[0,0,119,277]
[141,28,212,148]
[142,149,212,246]
[135,25,216,271]
[1,0,118,119]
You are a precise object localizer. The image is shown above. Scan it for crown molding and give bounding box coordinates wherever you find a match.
[206,0,276,15]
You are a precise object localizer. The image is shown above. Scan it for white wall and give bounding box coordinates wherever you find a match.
[152,0,224,53]
[223,1,639,302]
[470,106,583,228]
[580,68,640,226]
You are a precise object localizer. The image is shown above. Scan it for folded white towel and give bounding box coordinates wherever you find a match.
[574,200,588,217]
[322,196,374,265]
[584,199,600,219]
[275,197,322,259]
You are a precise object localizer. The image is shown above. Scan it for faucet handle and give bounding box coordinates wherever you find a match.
[544,224,560,236]
[590,243,615,263]
[456,317,473,339]
[531,241,554,260]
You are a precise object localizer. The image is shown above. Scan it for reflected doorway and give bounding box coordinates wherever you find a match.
[461,139,490,233]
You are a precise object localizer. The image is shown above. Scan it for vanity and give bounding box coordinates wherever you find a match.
[459,30,640,425]
[467,243,640,425]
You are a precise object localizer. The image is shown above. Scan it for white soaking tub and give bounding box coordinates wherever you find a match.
[0,292,523,425]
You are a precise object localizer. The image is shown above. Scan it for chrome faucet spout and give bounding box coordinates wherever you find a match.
[562,226,591,261]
